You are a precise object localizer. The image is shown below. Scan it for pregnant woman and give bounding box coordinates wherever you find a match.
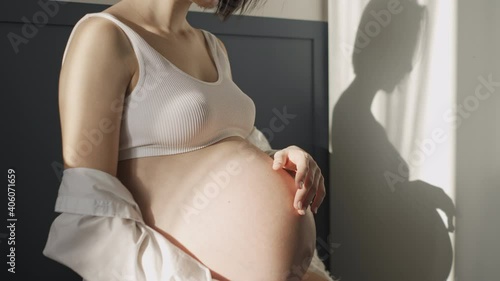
[43,0,333,280]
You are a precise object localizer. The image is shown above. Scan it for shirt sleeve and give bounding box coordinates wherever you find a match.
[42,167,212,281]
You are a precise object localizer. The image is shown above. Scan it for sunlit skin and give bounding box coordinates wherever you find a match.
[59,0,327,279]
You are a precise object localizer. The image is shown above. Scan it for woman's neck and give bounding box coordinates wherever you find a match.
[124,0,192,34]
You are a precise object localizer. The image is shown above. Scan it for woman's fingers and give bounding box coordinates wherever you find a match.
[271,146,326,215]
[292,152,310,190]
[311,176,325,214]
[272,149,287,170]
[302,169,320,212]
[273,149,300,177]
[294,167,317,215]
[294,182,310,214]
[274,148,310,190]
[293,163,313,214]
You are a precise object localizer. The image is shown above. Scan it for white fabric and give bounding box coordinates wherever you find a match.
[307,250,337,281]
[43,127,335,281]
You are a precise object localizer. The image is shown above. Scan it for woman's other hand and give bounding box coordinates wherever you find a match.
[272,146,326,215]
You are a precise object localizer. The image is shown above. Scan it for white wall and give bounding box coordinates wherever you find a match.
[58,0,328,21]
[455,0,500,280]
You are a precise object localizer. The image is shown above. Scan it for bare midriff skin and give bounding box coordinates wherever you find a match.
[117,137,316,280]
[62,1,317,280]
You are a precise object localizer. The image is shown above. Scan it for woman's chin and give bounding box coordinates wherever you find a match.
[193,0,219,9]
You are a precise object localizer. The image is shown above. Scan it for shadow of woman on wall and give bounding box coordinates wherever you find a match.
[329,0,456,280]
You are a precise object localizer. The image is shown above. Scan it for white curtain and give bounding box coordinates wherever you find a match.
[328,0,456,280]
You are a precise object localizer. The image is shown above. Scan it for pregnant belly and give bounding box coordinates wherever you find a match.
[117,137,317,281]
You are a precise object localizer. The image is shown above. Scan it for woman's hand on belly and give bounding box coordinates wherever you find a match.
[271,145,326,215]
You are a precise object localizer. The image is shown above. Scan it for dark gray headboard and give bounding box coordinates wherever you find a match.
[1,1,329,279]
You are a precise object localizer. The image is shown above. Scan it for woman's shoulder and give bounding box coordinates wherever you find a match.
[62,11,137,68]
[77,1,140,41]
[70,12,131,47]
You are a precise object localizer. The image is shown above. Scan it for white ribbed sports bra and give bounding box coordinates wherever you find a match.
[62,12,256,160]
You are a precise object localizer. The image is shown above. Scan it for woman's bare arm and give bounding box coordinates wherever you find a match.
[59,16,135,176]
